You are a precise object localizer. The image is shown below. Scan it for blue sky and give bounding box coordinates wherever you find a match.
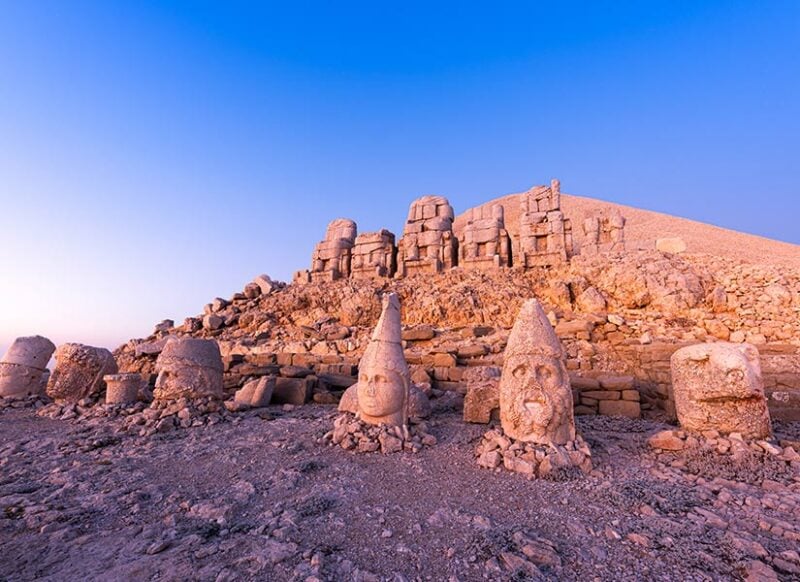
[0,1,798,354]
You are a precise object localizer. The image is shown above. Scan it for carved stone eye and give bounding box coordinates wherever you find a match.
[512,365,527,379]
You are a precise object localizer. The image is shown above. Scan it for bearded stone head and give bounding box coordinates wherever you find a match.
[499,299,575,445]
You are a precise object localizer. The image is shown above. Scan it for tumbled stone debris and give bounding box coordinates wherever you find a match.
[475,426,592,478]
[647,428,800,472]
[323,412,436,454]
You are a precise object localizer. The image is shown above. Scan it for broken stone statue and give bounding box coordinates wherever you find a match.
[0,335,56,398]
[670,342,772,439]
[153,338,224,401]
[46,343,118,403]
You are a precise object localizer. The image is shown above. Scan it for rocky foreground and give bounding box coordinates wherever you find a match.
[1,401,799,581]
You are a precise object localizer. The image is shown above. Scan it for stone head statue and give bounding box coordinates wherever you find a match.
[0,335,56,398]
[671,343,771,439]
[356,292,409,426]
[500,299,575,445]
[46,343,118,403]
[325,218,358,243]
[154,338,224,400]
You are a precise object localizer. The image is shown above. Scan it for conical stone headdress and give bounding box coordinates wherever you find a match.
[504,299,563,360]
[360,292,409,381]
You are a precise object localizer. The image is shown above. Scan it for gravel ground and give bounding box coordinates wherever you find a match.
[1,404,799,581]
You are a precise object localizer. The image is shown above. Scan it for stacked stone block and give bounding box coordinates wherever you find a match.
[517,179,574,268]
[457,204,511,270]
[350,229,397,279]
[397,196,457,277]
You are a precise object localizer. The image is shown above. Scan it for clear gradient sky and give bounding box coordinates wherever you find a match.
[1,1,798,355]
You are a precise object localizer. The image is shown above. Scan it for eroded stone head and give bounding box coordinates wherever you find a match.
[46,343,118,403]
[356,292,409,426]
[499,299,575,444]
[0,335,56,398]
[671,342,771,439]
[154,338,224,401]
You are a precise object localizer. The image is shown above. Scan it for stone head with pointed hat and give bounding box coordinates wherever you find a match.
[500,299,575,444]
[356,292,409,426]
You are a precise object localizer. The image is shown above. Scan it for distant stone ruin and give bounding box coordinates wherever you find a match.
[293,179,628,281]
[351,229,397,279]
[517,179,574,268]
[582,209,626,255]
[294,218,358,283]
[397,195,458,277]
[457,204,512,270]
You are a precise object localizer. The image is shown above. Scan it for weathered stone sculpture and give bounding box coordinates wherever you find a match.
[670,343,771,439]
[477,299,591,476]
[294,218,358,283]
[46,343,118,403]
[343,292,410,426]
[457,204,512,270]
[104,373,145,405]
[153,338,224,401]
[500,299,575,444]
[397,196,457,277]
[517,179,573,268]
[0,336,55,398]
[582,210,626,255]
[351,229,397,279]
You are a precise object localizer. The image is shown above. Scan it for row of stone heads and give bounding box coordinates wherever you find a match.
[0,335,225,405]
[294,179,627,283]
[0,296,778,448]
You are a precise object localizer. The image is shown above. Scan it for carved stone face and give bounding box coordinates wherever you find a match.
[500,354,574,445]
[671,343,771,438]
[357,368,406,422]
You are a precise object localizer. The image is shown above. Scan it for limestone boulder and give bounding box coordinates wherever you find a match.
[234,376,275,408]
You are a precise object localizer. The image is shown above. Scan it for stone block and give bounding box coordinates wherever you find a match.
[599,400,641,418]
[273,377,314,405]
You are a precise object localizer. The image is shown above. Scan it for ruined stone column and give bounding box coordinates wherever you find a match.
[350,229,397,279]
[46,343,118,403]
[104,373,145,405]
[0,336,56,398]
